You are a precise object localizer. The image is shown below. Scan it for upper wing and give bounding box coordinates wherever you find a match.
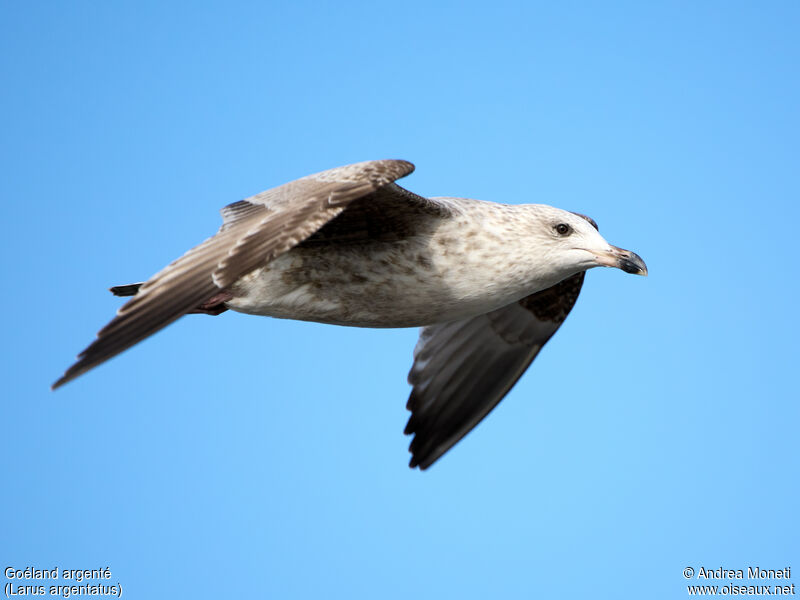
[404,272,586,470]
[52,159,415,389]
[299,182,453,247]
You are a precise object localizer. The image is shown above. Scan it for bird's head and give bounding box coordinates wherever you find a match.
[529,205,648,278]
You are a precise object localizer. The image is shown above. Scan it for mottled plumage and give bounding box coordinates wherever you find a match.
[54,159,647,469]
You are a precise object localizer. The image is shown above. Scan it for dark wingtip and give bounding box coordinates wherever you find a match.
[407,433,434,470]
[408,453,432,471]
[51,367,81,391]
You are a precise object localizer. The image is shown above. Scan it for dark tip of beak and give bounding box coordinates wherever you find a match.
[617,250,648,276]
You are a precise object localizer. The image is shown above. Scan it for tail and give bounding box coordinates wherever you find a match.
[109,283,143,297]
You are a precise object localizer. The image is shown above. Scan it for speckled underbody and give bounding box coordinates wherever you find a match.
[225,200,591,328]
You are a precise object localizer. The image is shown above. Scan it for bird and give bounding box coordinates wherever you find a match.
[53,159,647,469]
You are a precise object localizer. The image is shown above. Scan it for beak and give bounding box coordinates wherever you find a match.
[594,245,648,276]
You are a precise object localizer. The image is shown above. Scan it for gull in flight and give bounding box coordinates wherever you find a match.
[53,160,647,469]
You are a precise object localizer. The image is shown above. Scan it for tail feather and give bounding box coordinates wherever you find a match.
[109,283,143,297]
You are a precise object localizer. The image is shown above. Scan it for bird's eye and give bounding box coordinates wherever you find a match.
[555,223,572,236]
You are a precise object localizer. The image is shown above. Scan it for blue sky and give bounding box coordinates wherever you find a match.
[2,1,798,598]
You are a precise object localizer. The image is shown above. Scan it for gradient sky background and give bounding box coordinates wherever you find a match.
[2,2,798,598]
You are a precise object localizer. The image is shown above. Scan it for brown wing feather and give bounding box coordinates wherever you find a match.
[405,272,586,470]
[212,180,377,288]
[300,183,453,247]
[52,159,414,389]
